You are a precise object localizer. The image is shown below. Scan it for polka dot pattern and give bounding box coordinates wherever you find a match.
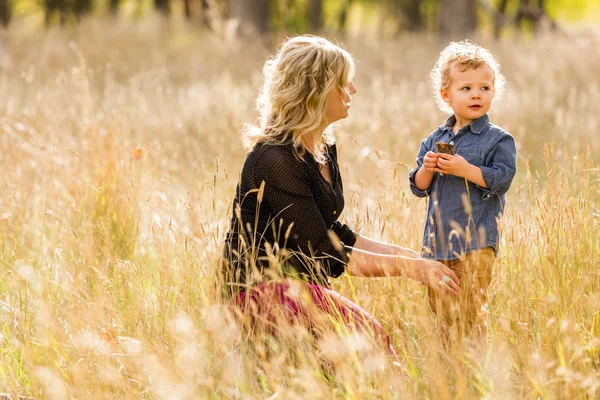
[223,142,356,286]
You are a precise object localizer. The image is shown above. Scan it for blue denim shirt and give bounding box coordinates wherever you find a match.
[408,114,517,260]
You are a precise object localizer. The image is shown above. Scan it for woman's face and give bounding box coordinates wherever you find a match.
[325,81,357,124]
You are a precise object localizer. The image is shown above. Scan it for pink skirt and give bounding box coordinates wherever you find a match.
[230,280,399,361]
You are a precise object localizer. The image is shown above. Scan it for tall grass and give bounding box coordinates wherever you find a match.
[0,18,599,399]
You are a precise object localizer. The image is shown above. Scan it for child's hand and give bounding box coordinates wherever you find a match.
[435,153,470,178]
[422,151,439,173]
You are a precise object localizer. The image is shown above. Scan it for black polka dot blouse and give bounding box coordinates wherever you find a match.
[223,141,357,288]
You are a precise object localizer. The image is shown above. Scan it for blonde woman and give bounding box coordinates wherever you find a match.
[222,35,461,360]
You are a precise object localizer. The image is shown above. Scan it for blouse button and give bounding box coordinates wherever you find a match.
[333,210,337,214]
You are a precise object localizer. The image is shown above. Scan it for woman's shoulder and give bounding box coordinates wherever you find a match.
[250,142,300,164]
[247,142,311,179]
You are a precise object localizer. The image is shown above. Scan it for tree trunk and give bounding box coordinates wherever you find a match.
[0,0,10,26]
[405,0,423,31]
[154,0,170,14]
[229,0,269,36]
[200,0,210,26]
[494,0,509,38]
[308,0,323,31]
[73,0,92,20]
[183,0,191,18]
[339,0,353,31]
[45,0,65,25]
[110,0,119,15]
[439,0,477,40]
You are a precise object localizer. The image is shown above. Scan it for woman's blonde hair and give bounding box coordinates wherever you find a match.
[242,35,355,164]
[431,40,506,114]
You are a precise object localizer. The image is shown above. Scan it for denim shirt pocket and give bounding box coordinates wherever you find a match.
[458,148,485,166]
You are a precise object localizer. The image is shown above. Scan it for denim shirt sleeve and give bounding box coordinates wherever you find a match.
[477,132,517,200]
[409,133,436,197]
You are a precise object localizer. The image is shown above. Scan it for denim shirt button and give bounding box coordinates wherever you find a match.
[433,200,438,206]
[449,141,454,145]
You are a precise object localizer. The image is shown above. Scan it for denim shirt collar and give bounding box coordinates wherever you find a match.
[443,114,490,135]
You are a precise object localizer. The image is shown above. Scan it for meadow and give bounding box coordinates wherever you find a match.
[0,18,599,399]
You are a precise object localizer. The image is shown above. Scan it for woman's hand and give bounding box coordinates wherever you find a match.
[410,258,461,295]
[353,235,421,258]
[391,244,421,258]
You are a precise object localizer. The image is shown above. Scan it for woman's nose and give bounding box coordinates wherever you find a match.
[349,82,357,94]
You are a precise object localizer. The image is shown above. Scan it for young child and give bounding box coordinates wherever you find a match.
[408,41,517,348]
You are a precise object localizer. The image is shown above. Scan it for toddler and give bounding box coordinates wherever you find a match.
[408,41,517,348]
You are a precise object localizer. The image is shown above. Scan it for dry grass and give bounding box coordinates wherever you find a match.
[0,18,599,399]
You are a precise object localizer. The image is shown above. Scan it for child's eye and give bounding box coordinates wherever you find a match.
[461,86,470,91]
[482,86,490,91]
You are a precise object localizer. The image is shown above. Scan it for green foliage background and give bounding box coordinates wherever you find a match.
[6,0,600,31]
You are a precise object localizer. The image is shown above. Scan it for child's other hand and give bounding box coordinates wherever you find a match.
[422,151,439,173]
[436,153,469,178]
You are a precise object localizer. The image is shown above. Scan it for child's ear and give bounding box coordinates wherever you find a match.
[440,88,451,104]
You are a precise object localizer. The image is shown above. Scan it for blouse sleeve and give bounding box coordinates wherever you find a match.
[331,221,357,248]
[254,147,350,278]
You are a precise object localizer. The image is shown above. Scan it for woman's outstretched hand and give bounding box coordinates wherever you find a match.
[411,258,461,295]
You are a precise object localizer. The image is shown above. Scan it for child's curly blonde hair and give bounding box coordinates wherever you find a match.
[431,40,506,114]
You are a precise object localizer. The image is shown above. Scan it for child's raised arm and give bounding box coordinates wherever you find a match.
[409,135,437,196]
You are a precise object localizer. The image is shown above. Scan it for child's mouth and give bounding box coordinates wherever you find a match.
[469,105,482,110]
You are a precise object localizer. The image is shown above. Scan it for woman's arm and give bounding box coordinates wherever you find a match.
[346,247,461,295]
[354,234,420,258]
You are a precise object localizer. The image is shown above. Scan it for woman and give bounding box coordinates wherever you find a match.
[222,35,461,360]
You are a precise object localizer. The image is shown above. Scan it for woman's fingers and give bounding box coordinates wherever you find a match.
[443,266,460,285]
[436,263,461,295]
[444,278,461,295]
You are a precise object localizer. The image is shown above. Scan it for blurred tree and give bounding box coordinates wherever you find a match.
[515,0,558,32]
[0,0,10,26]
[494,0,509,38]
[109,0,119,15]
[155,0,170,14]
[200,0,211,25]
[183,0,191,18]
[45,0,67,24]
[481,0,561,37]
[73,0,92,20]
[404,0,423,30]
[229,0,270,35]
[387,0,424,31]
[308,0,323,31]
[339,0,354,31]
[439,0,477,39]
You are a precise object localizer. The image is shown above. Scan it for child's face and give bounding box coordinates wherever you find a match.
[441,63,495,124]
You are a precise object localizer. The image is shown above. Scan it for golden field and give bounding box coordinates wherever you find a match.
[0,18,599,399]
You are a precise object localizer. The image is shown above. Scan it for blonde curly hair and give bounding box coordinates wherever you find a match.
[431,40,506,114]
[242,35,355,164]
